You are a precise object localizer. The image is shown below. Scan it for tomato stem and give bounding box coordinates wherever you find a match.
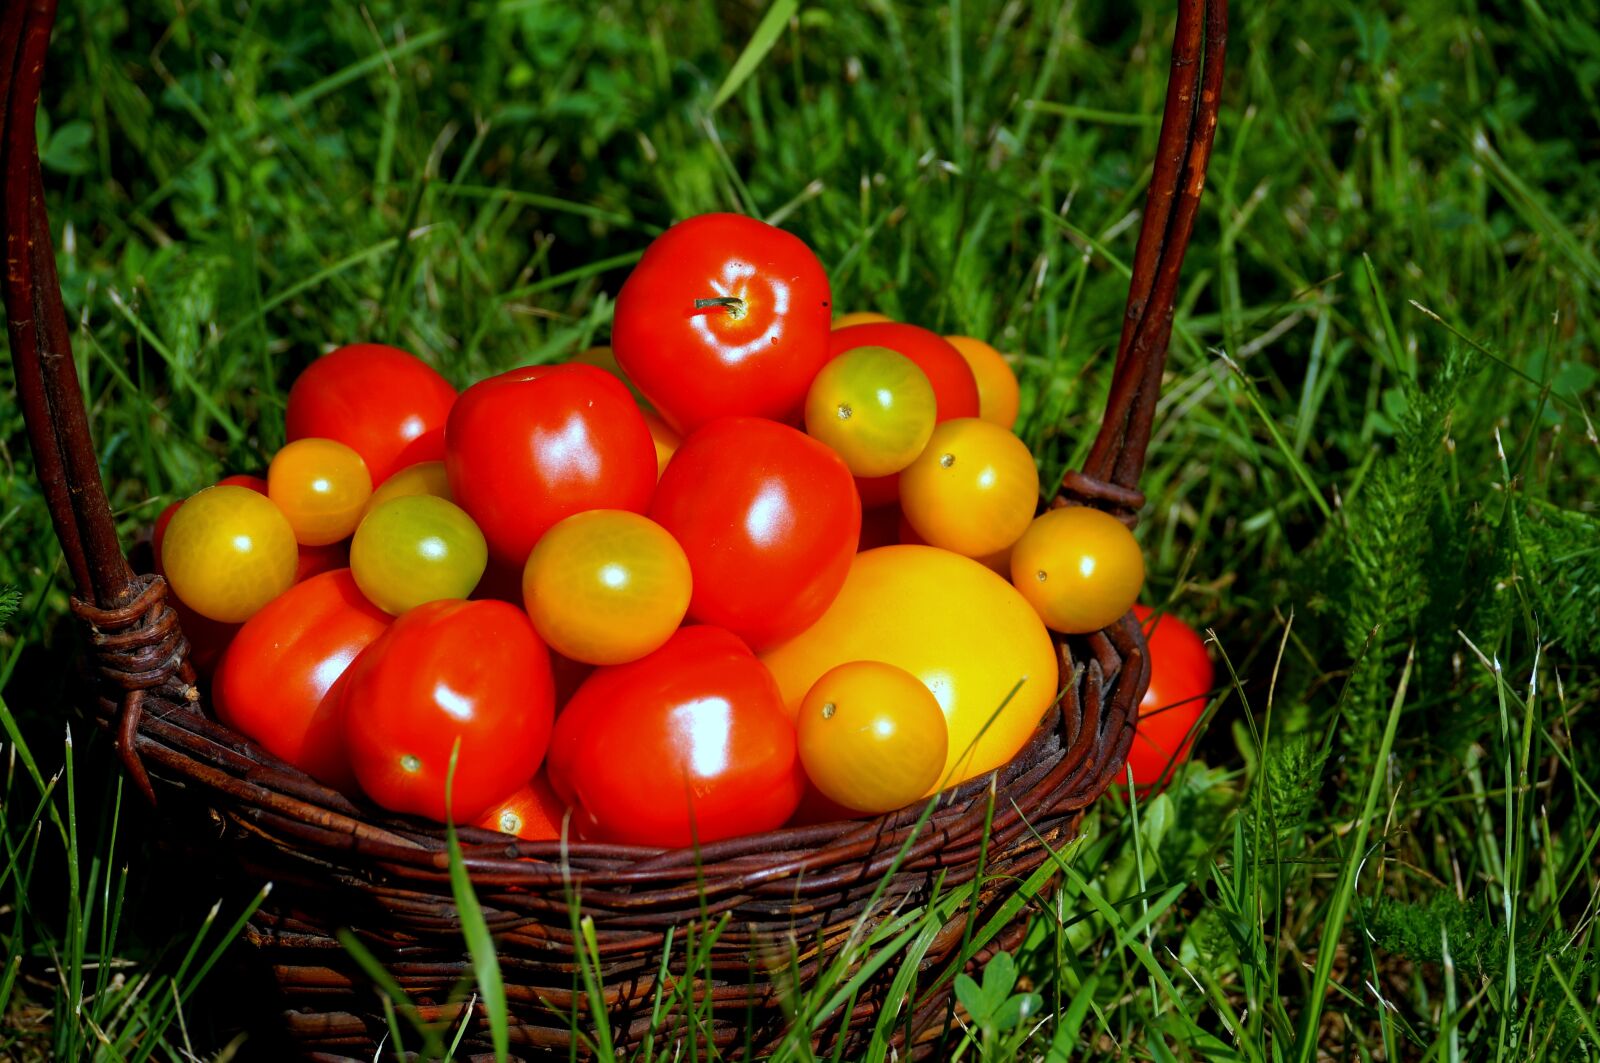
[693,296,747,320]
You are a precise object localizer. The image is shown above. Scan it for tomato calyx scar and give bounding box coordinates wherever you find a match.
[693,296,748,321]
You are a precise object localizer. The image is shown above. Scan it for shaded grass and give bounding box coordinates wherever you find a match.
[2,0,1598,1058]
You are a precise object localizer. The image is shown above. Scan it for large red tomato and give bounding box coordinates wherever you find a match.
[445,363,657,567]
[286,344,457,485]
[547,626,803,847]
[338,599,555,821]
[213,569,388,792]
[829,323,980,505]
[612,214,833,434]
[650,417,860,650]
[1126,605,1215,790]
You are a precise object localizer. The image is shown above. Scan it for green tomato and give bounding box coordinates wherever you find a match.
[804,346,937,477]
[351,495,488,615]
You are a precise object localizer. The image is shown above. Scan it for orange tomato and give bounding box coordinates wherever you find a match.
[832,311,893,329]
[1010,507,1144,634]
[762,545,1057,788]
[475,775,569,841]
[797,661,948,813]
[365,460,451,514]
[162,485,299,623]
[899,418,1039,558]
[945,336,1021,430]
[522,510,692,665]
[268,438,373,546]
[641,410,681,479]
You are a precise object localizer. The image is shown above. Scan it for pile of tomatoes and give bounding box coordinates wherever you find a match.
[152,213,1213,847]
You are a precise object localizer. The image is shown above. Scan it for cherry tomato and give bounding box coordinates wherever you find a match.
[650,417,860,650]
[1127,605,1215,790]
[1010,506,1145,634]
[805,346,936,477]
[445,363,657,567]
[339,599,555,821]
[830,323,979,505]
[154,474,267,560]
[832,311,893,329]
[475,775,569,841]
[286,343,457,485]
[945,336,1021,431]
[522,510,691,666]
[547,626,803,847]
[641,410,681,479]
[365,460,451,514]
[613,214,833,434]
[900,418,1039,558]
[797,661,948,813]
[162,485,298,623]
[268,438,373,546]
[214,569,389,791]
[762,546,1057,787]
[351,495,488,616]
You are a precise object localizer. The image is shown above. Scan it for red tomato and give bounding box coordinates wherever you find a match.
[286,344,457,485]
[829,324,979,505]
[475,775,568,841]
[213,570,388,792]
[650,417,860,650]
[613,214,833,434]
[547,627,803,846]
[338,599,555,821]
[1126,605,1215,790]
[445,363,657,567]
[217,474,269,494]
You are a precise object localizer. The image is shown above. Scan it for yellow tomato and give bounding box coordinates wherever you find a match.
[899,418,1039,559]
[365,460,451,514]
[805,346,937,476]
[832,311,893,329]
[1010,506,1144,634]
[351,495,488,615]
[161,485,299,623]
[797,661,948,813]
[762,545,1058,789]
[945,336,1021,430]
[641,410,680,479]
[522,510,692,665]
[268,438,372,546]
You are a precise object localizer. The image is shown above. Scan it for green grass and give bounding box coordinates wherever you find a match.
[3,0,1599,1058]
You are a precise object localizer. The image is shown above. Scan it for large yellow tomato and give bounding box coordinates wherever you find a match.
[761,545,1058,790]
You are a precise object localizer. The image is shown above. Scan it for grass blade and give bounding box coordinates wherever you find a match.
[711,0,799,111]
[446,743,509,1062]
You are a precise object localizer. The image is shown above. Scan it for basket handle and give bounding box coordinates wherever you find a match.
[3,0,1225,610]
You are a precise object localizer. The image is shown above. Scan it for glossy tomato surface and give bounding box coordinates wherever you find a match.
[797,661,948,814]
[1011,506,1145,634]
[762,546,1057,789]
[1127,605,1215,789]
[650,417,860,650]
[267,438,373,546]
[445,363,657,567]
[162,485,299,623]
[351,495,487,615]
[286,344,457,485]
[830,323,979,505]
[213,569,389,792]
[613,214,833,434]
[547,626,803,847]
[804,346,936,477]
[475,775,569,841]
[899,418,1039,558]
[338,599,555,821]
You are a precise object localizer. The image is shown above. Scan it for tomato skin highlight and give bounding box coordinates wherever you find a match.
[1010,507,1145,634]
[650,417,861,651]
[285,343,457,486]
[762,545,1057,788]
[613,214,833,435]
[338,599,555,822]
[830,323,979,505]
[445,363,657,568]
[547,626,803,847]
[213,569,389,792]
[162,485,299,623]
[1126,605,1215,790]
[797,661,948,814]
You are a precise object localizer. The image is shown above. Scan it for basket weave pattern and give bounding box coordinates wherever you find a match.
[2,0,1225,1056]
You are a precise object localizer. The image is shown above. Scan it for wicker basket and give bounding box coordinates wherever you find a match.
[2,0,1226,1057]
